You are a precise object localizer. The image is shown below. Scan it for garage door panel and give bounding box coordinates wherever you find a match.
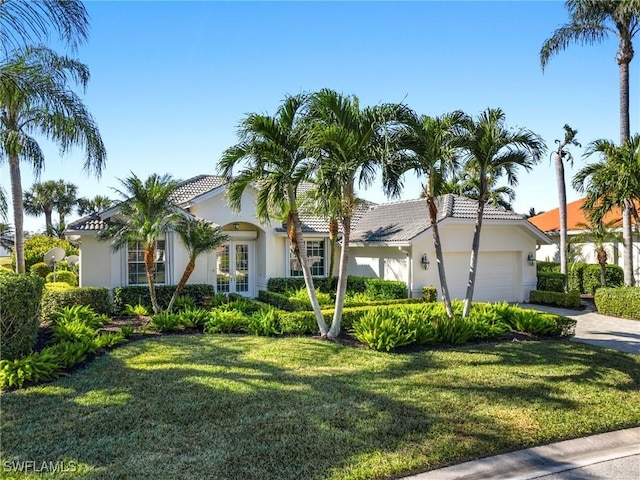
[444,252,519,303]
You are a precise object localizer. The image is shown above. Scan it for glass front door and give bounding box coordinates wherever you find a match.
[216,242,252,296]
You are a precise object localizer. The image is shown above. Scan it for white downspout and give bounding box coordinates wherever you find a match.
[398,247,412,298]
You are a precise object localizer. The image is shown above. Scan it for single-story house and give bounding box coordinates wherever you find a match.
[528,198,640,282]
[65,175,550,302]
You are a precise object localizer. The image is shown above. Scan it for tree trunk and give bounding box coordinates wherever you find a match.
[427,196,453,318]
[329,211,351,338]
[463,196,486,318]
[555,151,568,280]
[167,258,195,311]
[619,58,630,145]
[622,203,635,286]
[44,207,54,237]
[144,243,160,314]
[328,217,338,278]
[9,155,25,273]
[291,210,328,336]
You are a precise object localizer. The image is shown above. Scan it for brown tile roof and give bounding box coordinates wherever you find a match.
[528,198,640,232]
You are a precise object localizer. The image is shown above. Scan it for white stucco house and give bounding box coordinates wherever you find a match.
[528,198,640,283]
[66,175,549,302]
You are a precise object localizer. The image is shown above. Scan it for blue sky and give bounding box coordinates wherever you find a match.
[2,0,638,233]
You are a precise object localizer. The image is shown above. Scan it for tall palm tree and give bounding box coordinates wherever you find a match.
[572,134,640,285]
[99,173,183,314]
[0,0,88,55]
[541,0,640,285]
[23,179,58,236]
[458,108,545,317]
[383,109,467,319]
[442,168,516,210]
[218,93,329,336]
[552,124,581,280]
[167,217,228,311]
[307,89,403,337]
[0,47,106,273]
[574,217,621,288]
[76,195,114,216]
[52,179,78,234]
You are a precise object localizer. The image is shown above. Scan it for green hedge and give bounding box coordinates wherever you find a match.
[594,287,640,319]
[45,270,78,287]
[41,286,112,323]
[538,261,624,294]
[112,284,215,313]
[364,279,407,299]
[29,262,51,278]
[582,264,624,295]
[266,276,407,298]
[537,273,567,293]
[0,274,44,360]
[257,290,310,312]
[536,261,560,274]
[529,290,581,310]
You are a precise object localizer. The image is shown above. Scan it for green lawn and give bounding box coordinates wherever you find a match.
[2,335,639,479]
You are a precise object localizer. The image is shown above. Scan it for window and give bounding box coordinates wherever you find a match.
[127,240,166,285]
[290,240,325,277]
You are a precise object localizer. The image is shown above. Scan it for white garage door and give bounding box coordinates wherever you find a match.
[444,252,520,303]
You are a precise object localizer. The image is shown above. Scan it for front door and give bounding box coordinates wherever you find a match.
[216,242,252,297]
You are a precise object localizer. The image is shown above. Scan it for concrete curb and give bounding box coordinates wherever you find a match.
[402,427,640,480]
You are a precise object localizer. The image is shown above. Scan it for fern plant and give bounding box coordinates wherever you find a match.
[353,308,414,352]
[204,309,248,334]
[123,303,149,318]
[150,312,182,333]
[248,307,280,336]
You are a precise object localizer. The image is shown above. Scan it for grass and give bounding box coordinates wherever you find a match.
[1,335,639,479]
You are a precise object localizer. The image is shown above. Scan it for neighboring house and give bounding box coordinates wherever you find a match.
[65,175,549,303]
[528,198,640,282]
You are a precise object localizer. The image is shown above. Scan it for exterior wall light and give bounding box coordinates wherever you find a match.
[527,252,536,266]
[421,253,430,270]
[233,222,240,230]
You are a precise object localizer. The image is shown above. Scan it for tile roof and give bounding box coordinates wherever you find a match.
[172,175,227,204]
[66,215,108,232]
[528,198,640,233]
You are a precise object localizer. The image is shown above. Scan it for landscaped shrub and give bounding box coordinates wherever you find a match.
[537,272,566,292]
[258,290,309,312]
[582,264,624,295]
[122,303,149,318]
[594,287,640,319]
[55,305,109,329]
[568,262,587,293]
[41,286,111,323]
[112,284,215,313]
[0,350,60,388]
[286,287,333,307]
[353,308,415,352]
[45,270,78,287]
[266,275,370,295]
[18,235,78,272]
[422,286,437,303]
[179,307,210,329]
[204,309,248,333]
[150,312,182,332]
[0,274,44,360]
[248,308,281,336]
[172,295,197,312]
[536,261,560,274]
[364,279,407,299]
[529,290,581,309]
[507,309,560,336]
[29,262,51,278]
[52,319,98,343]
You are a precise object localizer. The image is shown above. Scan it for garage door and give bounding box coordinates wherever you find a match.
[444,252,520,303]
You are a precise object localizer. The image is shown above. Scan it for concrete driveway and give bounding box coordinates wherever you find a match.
[523,302,640,355]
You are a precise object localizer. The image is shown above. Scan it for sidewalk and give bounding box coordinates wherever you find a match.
[402,303,640,480]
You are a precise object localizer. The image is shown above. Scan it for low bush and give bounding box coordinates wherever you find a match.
[529,290,581,309]
[353,308,415,352]
[173,295,197,312]
[122,303,149,318]
[286,287,333,307]
[594,287,640,319]
[537,272,566,292]
[204,309,248,334]
[536,261,560,274]
[45,270,78,287]
[0,350,61,388]
[258,290,309,312]
[179,307,210,329]
[422,286,437,303]
[112,284,215,313]
[364,279,407,299]
[266,276,372,295]
[248,308,281,336]
[41,286,111,323]
[150,312,182,333]
[507,309,561,336]
[29,262,51,278]
[19,235,78,272]
[0,274,44,360]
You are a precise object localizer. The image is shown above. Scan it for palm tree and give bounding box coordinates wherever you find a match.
[458,108,545,317]
[52,179,78,234]
[541,0,640,285]
[23,180,58,236]
[0,186,7,222]
[552,124,581,280]
[167,217,228,311]
[442,168,516,210]
[0,0,89,55]
[307,89,403,337]
[572,134,640,285]
[76,195,114,216]
[218,93,329,336]
[99,173,183,314]
[383,110,467,319]
[0,47,106,273]
[574,217,621,287]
